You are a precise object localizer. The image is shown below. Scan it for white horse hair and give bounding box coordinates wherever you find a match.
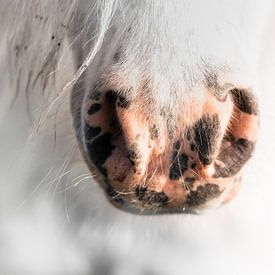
[1,1,275,274]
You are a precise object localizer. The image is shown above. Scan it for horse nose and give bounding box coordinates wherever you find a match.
[82,86,259,212]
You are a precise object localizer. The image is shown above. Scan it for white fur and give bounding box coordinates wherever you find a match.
[1,1,275,274]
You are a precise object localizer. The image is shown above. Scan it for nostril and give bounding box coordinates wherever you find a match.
[84,87,153,187]
[212,88,259,178]
[83,89,128,179]
[85,132,116,177]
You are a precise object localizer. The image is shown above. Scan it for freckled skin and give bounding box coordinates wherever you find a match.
[85,133,116,177]
[213,134,255,178]
[117,95,131,108]
[149,125,159,140]
[73,85,259,214]
[169,153,189,180]
[88,103,101,115]
[105,90,117,103]
[185,128,192,141]
[194,114,221,165]
[231,89,258,115]
[84,123,101,140]
[186,184,221,207]
[136,187,169,208]
[173,140,181,150]
[128,143,139,162]
[190,143,196,151]
[110,116,122,131]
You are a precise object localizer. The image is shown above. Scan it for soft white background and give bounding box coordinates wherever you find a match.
[1,6,275,275]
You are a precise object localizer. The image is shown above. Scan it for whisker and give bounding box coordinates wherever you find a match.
[57,175,95,194]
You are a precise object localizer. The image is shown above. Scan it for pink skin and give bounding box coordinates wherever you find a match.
[84,88,259,211]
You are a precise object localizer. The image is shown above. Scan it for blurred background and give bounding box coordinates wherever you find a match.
[1,2,275,275]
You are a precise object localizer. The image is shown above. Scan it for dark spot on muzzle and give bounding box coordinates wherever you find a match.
[88,103,101,115]
[230,88,258,115]
[110,116,122,132]
[169,152,189,180]
[117,95,130,108]
[213,133,255,178]
[186,183,220,207]
[166,115,175,139]
[173,140,181,151]
[136,187,169,207]
[84,123,101,140]
[190,143,196,152]
[128,143,140,164]
[194,114,221,165]
[185,128,192,141]
[149,125,159,140]
[105,90,117,103]
[86,133,116,177]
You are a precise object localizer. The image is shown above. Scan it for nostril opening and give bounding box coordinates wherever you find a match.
[84,132,115,177]
[213,88,259,178]
[83,89,130,178]
[84,87,150,189]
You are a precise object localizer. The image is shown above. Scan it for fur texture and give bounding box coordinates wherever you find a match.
[1,1,275,274]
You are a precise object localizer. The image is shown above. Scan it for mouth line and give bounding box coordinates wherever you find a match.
[103,179,216,215]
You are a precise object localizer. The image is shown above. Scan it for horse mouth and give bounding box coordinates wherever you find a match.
[74,81,258,215]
